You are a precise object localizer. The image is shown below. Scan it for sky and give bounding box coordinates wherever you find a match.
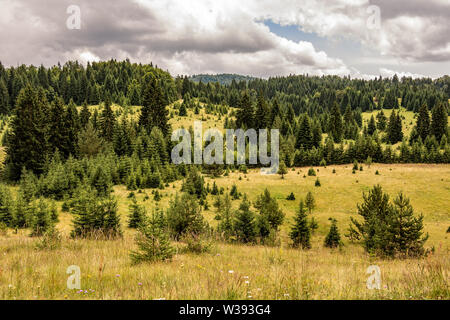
[0,0,449,79]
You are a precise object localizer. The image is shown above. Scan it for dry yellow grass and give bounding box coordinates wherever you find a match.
[0,164,448,300]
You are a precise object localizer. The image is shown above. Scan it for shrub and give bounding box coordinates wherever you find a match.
[307,168,316,176]
[35,227,62,250]
[182,234,213,254]
[230,184,240,200]
[315,178,321,187]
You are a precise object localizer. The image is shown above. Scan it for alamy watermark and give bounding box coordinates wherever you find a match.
[171,121,280,174]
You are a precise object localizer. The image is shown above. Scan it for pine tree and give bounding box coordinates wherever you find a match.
[236,91,254,129]
[128,197,146,228]
[376,110,387,131]
[254,188,285,232]
[0,184,13,227]
[296,115,313,150]
[431,102,448,142]
[179,101,187,116]
[255,92,269,129]
[324,218,341,248]
[367,115,377,135]
[215,194,234,240]
[6,86,50,179]
[139,76,170,135]
[99,99,116,142]
[234,195,256,243]
[130,211,175,264]
[80,101,91,128]
[0,78,9,114]
[416,104,430,141]
[78,121,104,158]
[387,110,403,144]
[277,160,287,179]
[91,166,111,197]
[290,200,311,249]
[305,191,316,214]
[30,198,53,237]
[329,102,343,143]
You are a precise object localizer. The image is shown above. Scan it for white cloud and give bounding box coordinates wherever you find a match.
[0,0,448,78]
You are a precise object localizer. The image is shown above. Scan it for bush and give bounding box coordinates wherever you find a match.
[35,227,62,250]
[130,212,175,264]
[307,168,316,176]
[182,234,213,254]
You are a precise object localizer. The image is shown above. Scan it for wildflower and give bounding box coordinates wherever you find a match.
[64,295,68,299]
[116,274,120,278]
[228,270,234,274]
[245,281,250,285]
[138,282,143,286]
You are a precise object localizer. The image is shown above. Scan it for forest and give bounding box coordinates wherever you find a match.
[0,59,448,299]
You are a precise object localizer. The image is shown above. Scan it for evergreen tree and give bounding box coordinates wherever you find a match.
[128,197,146,228]
[0,78,9,114]
[78,121,104,157]
[236,91,254,129]
[305,191,316,214]
[431,102,448,142]
[6,86,50,179]
[324,218,341,248]
[348,185,428,257]
[376,110,387,131]
[387,110,403,144]
[99,99,116,142]
[214,194,234,240]
[290,200,311,249]
[80,101,91,128]
[367,115,377,135]
[139,76,170,135]
[416,104,430,141]
[166,193,207,240]
[254,188,285,232]
[296,115,313,150]
[30,198,53,237]
[234,195,257,243]
[0,184,14,227]
[277,160,288,179]
[130,211,175,264]
[329,102,343,143]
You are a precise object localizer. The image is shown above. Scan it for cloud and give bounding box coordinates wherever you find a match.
[0,0,448,78]
[379,68,426,79]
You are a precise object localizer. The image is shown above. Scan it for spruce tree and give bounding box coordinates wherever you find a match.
[30,198,53,237]
[128,197,146,228]
[290,200,311,249]
[80,101,91,128]
[367,115,377,135]
[236,91,254,129]
[324,218,341,248]
[376,110,387,131]
[0,184,14,227]
[296,115,313,150]
[431,103,448,142]
[139,76,170,135]
[0,78,9,114]
[329,102,343,143]
[305,191,316,214]
[234,195,256,243]
[130,211,174,264]
[99,99,116,142]
[6,86,50,179]
[416,104,430,141]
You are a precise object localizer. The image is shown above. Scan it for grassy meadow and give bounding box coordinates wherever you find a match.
[0,163,448,300]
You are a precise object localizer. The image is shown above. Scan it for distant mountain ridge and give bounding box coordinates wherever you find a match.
[189,73,258,85]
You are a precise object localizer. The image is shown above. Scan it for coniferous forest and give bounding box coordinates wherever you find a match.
[0,59,448,300]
